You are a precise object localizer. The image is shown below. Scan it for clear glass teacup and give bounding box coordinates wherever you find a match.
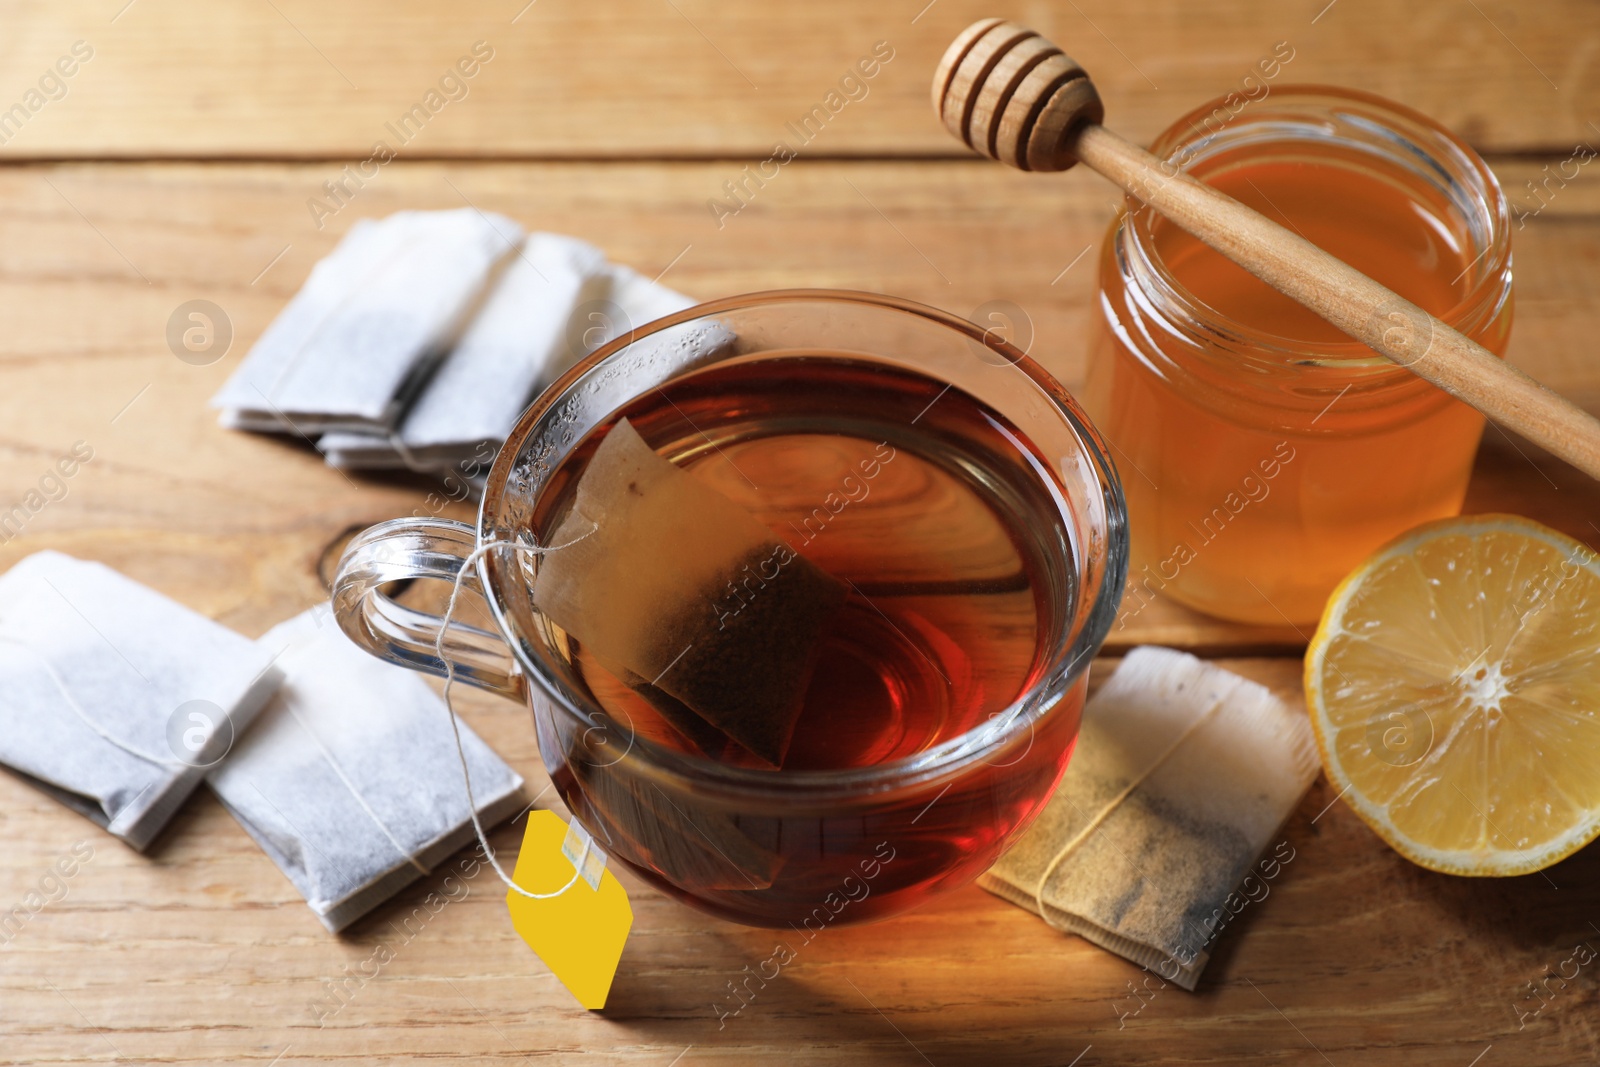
[332,290,1126,927]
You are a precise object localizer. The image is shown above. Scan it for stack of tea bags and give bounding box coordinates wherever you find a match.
[212,210,517,436]
[212,210,694,480]
[0,551,524,932]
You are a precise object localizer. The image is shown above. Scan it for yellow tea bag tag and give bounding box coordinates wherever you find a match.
[506,810,632,1009]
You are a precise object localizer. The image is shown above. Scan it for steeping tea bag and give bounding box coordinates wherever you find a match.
[318,233,615,472]
[0,552,282,851]
[980,646,1319,990]
[533,419,845,765]
[211,209,522,434]
[208,607,524,932]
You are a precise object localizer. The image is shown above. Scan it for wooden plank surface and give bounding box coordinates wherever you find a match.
[4,660,1598,1066]
[1,158,1599,1065]
[0,158,1595,651]
[0,0,1595,158]
[3,5,1600,1063]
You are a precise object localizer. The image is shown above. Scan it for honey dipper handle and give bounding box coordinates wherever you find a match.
[1069,124,1600,480]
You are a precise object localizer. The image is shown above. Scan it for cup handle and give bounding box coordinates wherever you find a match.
[331,517,526,702]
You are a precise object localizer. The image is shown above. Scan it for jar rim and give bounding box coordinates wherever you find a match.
[1123,84,1513,370]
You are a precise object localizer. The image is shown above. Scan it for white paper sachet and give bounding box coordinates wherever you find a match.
[318,232,612,472]
[980,646,1319,990]
[579,265,728,411]
[592,262,695,346]
[207,607,524,932]
[0,551,282,851]
[211,208,523,434]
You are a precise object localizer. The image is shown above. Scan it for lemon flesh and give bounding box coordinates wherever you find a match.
[1305,515,1600,876]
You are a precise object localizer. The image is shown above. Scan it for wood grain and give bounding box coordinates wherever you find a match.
[0,31,1598,1057]
[0,159,1597,648]
[3,659,1598,1066]
[0,0,1594,158]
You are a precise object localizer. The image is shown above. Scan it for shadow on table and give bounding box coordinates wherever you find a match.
[1428,839,1600,952]
[597,888,1108,1067]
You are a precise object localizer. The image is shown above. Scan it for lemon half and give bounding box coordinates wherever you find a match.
[1305,514,1600,876]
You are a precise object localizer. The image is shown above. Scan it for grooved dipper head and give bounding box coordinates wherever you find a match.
[932,18,1104,173]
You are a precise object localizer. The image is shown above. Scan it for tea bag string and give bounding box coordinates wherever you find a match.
[278,692,431,876]
[382,429,429,478]
[0,633,184,769]
[1032,694,1228,926]
[437,526,599,901]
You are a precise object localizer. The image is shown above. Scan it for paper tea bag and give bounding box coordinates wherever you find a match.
[589,262,696,347]
[980,646,1319,990]
[533,419,845,765]
[318,232,614,471]
[208,607,524,932]
[0,551,282,851]
[211,208,522,434]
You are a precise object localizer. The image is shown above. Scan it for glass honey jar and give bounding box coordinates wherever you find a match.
[1083,87,1514,626]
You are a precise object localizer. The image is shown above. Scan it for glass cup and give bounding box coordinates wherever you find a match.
[1083,88,1514,626]
[332,290,1127,927]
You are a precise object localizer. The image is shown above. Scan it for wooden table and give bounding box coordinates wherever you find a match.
[3,2,1598,1064]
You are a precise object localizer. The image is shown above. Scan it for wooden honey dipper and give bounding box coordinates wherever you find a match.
[934,18,1600,481]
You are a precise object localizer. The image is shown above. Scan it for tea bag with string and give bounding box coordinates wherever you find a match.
[210,208,522,435]
[979,646,1319,990]
[207,606,525,932]
[0,551,282,851]
[432,532,759,1006]
[532,418,847,766]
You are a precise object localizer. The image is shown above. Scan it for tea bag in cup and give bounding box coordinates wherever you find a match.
[318,232,616,472]
[980,646,1319,990]
[533,419,846,766]
[211,208,522,434]
[0,551,282,851]
[208,606,525,932]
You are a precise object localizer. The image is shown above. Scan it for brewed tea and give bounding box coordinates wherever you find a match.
[530,354,1086,921]
[542,359,1062,772]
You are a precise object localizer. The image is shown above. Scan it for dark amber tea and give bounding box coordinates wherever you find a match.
[531,353,1087,924]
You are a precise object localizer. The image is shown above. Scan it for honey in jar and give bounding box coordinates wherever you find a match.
[1084,88,1513,626]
